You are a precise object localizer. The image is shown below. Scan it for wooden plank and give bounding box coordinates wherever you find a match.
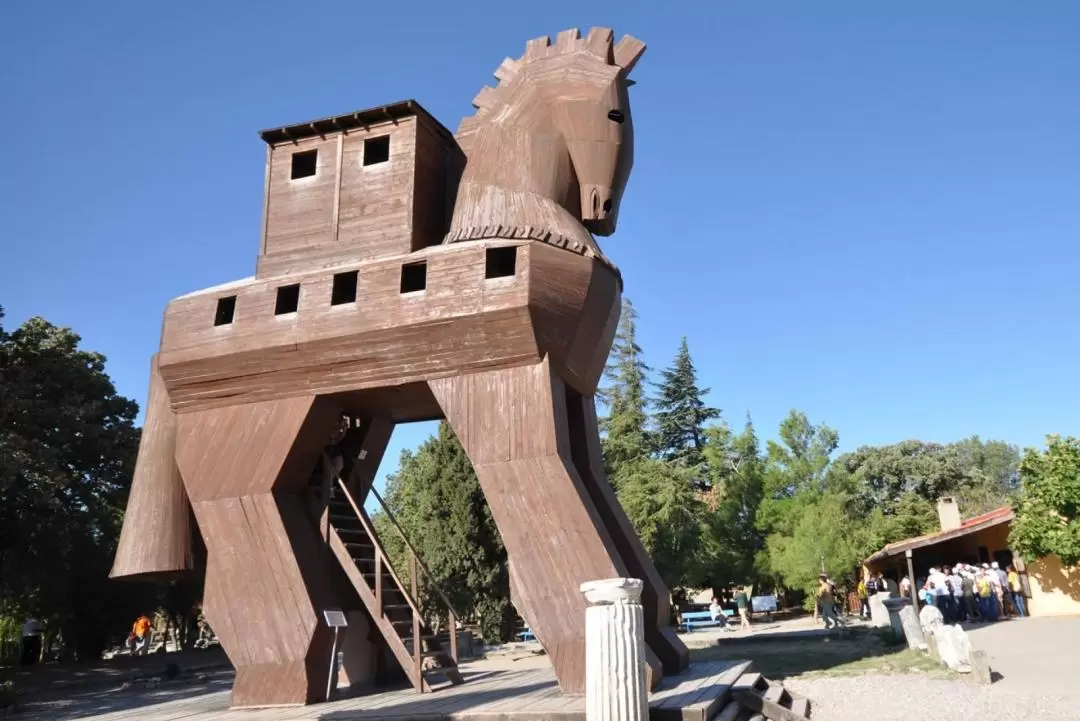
[731,672,762,693]
[679,662,753,721]
[650,661,718,709]
[332,132,344,242]
[762,683,788,707]
[733,690,809,721]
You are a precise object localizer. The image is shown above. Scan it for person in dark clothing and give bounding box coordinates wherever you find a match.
[21,618,42,666]
[865,574,880,596]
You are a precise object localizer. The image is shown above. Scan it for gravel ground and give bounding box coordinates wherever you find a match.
[784,674,1078,721]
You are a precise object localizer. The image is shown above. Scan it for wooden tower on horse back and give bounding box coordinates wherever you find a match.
[110,27,689,708]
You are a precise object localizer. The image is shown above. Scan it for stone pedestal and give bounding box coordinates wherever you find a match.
[868,592,893,628]
[882,596,911,642]
[580,578,648,721]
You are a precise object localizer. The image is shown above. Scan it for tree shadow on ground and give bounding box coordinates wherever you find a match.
[319,677,555,721]
[691,627,945,681]
[13,671,235,720]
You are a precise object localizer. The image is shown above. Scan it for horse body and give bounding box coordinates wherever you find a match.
[110,28,688,707]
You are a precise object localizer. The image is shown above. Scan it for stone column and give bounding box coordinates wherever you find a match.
[580,578,649,721]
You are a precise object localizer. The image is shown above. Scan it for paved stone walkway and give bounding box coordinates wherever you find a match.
[964,615,1080,695]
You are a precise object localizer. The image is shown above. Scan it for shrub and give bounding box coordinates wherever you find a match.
[0,680,16,709]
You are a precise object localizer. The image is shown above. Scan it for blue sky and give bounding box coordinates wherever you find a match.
[3,1,1078,494]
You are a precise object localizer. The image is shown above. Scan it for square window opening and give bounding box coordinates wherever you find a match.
[485,246,517,279]
[291,150,318,179]
[214,296,237,326]
[363,135,390,166]
[275,284,301,315]
[400,262,427,293]
[331,270,358,305]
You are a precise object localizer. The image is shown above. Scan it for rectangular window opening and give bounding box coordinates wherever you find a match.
[363,135,390,166]
[291,149,318,179]
[214,296,236,326]
[331,270,358,305]
[275,284,301,315]
[485,246,517,279]
[399,261,427,293]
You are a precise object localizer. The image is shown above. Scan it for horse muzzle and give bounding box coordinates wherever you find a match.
[581,185,617,236]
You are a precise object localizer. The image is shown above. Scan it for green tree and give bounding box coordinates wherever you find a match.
[949,436,1020,516]
[764,490,868,596]
[1009,435,1080,566]
[599,298,651,480]
[613,457,703,592]
[756,410,839,536]
[832,438,1017,537]
[652,338,719,483]
[698,417,765,589]
[374,422,513,643]
[0,308,151,659]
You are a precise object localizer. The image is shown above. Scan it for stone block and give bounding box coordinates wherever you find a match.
[971,649,993,685]
[919,603,944,634]
[898,604,927,651]
[868,593,891,628]
[933,624,972,673]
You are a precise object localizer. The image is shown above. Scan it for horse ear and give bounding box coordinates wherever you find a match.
[613,35,646,75]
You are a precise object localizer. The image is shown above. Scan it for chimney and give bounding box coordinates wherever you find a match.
[937,496,961,532]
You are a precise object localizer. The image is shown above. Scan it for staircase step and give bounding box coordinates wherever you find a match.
[733,672,765,693]
[788,698,809,718]
[762,683,788,706]
[329,514,361,525]
[714,701,742,721]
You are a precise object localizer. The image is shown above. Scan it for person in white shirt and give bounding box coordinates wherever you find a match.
[709,597,733,631]
[926,567,950,617]
[986,563,1004,618]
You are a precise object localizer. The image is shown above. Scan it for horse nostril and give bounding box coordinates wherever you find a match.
[602,199,613,213]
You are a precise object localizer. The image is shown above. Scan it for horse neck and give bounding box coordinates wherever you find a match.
[449,119,594,251]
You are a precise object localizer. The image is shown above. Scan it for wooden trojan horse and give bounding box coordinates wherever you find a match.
[110,27,689,708]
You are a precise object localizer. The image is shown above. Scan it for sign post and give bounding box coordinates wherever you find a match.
[323,610,348,701]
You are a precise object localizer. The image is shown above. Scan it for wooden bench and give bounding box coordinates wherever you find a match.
[681,609,734,632]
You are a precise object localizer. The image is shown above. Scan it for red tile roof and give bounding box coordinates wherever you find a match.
[865,505,1015,563]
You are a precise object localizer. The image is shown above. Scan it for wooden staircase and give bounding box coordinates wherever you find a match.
[320,471,464,693]
[720,671,812,721]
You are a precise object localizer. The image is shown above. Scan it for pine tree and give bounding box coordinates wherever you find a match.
[375,422,514,642]
[599,298,651,480]
[652,338,720,484]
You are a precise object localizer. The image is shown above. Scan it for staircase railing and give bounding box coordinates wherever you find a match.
[368,485,462,664]
[332,477,430,685]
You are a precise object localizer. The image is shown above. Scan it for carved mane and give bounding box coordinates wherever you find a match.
[455,27,645,155]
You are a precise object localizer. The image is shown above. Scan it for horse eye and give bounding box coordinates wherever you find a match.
[607,110,625,124]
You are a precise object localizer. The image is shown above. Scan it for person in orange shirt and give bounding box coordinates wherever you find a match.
[132,615,152,655]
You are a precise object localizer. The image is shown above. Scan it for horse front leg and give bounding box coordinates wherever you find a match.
[430,358,664,693]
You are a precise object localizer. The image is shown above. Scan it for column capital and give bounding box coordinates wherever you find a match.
[580,577,643,605]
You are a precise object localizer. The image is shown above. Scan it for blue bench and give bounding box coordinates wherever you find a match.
[517,626,535,641]
[681,609,734,632]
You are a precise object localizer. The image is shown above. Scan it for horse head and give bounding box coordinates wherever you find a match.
[450,28,645,255]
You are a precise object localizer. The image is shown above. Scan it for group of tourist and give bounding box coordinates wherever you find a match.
[918,562,1026,622]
